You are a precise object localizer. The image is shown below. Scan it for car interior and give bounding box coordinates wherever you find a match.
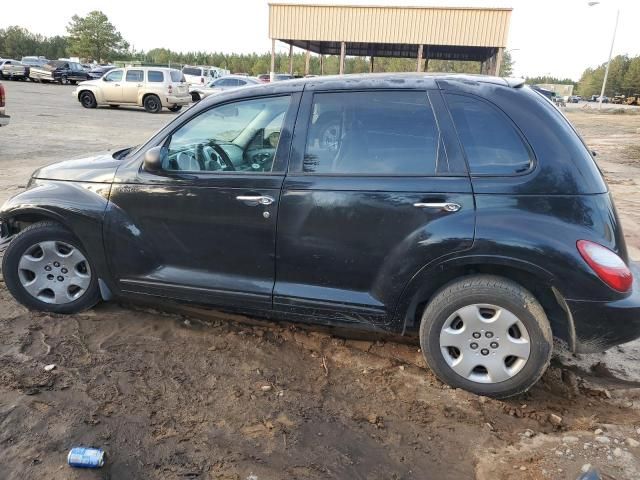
[162,97,289,173]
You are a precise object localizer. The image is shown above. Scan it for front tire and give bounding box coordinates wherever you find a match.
[419,275,552,398]
[59,75,69,85]
[2,221,100,314]
[143,95,162,113]
[80,91,97,109]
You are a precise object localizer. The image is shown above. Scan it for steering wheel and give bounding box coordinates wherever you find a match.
[207,142,235,171]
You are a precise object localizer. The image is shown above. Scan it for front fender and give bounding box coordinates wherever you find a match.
[0,179,113,287]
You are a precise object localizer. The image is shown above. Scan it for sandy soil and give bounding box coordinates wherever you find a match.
[1,82,640,479]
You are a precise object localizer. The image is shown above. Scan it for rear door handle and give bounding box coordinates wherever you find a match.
[413,202,461,212]
[236,195,275,206]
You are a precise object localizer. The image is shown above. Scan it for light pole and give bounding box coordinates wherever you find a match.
[588,2,620,110]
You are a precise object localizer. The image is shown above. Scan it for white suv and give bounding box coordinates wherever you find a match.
[181,66,223,86]
[74,67,190,113]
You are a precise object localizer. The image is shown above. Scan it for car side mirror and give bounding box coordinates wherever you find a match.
[143,146,166,172]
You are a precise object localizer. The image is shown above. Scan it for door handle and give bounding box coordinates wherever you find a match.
[413,202,461,212]
[236,195,275,206]
[114,83,120,87]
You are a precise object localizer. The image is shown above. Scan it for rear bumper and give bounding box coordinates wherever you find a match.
[165,95,190,106]
[567,263,640,353]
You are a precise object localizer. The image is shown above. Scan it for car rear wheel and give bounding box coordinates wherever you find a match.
[80,91,97,108]
[419,275,552,398]
[168,105,182,112]
[143,95,162,113]
[2,221,100,314]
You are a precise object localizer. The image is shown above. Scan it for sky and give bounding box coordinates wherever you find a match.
[2,0,639,80]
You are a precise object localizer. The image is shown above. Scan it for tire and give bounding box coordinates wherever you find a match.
[143,94,162,113]
[2,221,100,314]
[191,92,201,102]
[60,75,69,85]
[79,91,97,109]
[168,105,182,112]
[419,275,552,398]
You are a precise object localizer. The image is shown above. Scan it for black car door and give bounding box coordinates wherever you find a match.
[273,89,476,327]
[104,93,300,310]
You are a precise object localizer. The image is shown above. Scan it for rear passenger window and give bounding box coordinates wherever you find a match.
[304,91,442,175]
[445,94,533,175]
[147,70,164,82]
[126,70,144,82]
[170,71,184,82]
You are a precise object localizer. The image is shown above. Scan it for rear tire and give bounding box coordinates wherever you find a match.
[2,221,100,314]
[80,91,97,109]
[143,95,162,113]
[59,75,69,85]
[191,92,201,102]
[419,275,552,398]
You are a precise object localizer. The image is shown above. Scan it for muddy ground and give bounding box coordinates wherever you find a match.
[1,82,640,479]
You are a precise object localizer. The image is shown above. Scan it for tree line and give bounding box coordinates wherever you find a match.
[577,55,640,97]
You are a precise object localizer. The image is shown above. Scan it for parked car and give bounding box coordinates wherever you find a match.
[1,73,639,399]
[272,73,294,81]
[568,95,581,103]
[21,56,49,68]
[0,82,9,127]
[189,75,260,102]
[257,74,271,83]
[181,65,223,86]
[74,67,190,113]
[29,60,89,84]
[0,59,27,80]
[86,65,116,80]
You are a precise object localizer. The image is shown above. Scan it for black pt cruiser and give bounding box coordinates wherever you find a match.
[1,73,639,398]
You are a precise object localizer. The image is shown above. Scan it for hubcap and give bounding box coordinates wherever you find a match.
[17,241,91,304]
[439,304,531,384]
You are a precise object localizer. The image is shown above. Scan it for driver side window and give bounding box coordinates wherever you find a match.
[104,70,123,82]
[163,96,290,173]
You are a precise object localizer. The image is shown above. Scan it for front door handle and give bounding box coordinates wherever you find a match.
[236,195,275,206]
[413,202,461,212]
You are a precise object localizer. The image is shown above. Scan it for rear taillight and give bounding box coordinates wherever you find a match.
[577,240,633,292]
[0,84,5,107]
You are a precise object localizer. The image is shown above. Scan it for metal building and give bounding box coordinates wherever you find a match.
[268,3,511,77]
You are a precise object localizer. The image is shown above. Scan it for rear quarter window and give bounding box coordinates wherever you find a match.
[182,67,200,76]
[170,71,184,82]
[147,70,164,82]
[445,93,533,175]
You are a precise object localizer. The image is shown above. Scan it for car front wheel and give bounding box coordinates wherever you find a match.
[80,91,97,108]
[419,275,552,398]
[2,221,100,314]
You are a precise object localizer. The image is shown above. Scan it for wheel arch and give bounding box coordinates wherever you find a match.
[396,255,576,351]
[140,92,161,108]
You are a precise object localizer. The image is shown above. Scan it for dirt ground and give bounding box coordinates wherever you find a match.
[1,81,640,479]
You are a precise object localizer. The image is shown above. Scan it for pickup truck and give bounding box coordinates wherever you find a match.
[0,82,9,127]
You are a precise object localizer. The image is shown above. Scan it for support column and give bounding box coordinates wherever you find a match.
[339,41,346,75]
[320,54,324,75]
[289,44,294,75]
[417,44,424,72]
[304,49,310,76]
[494,47,504,76]
[270,39,276,82]
[369,56,374,73]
